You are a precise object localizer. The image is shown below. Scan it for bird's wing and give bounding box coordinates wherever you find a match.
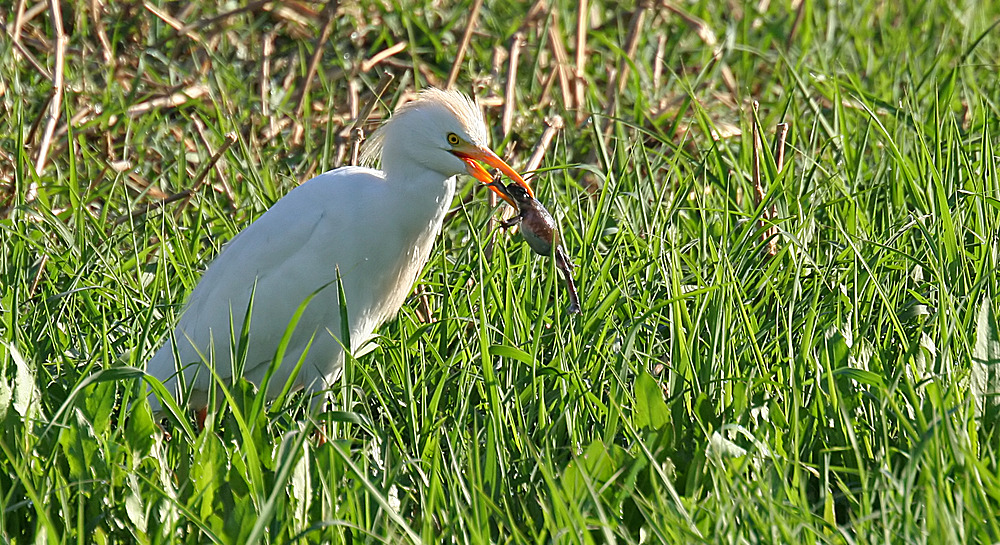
[146,167,387,405]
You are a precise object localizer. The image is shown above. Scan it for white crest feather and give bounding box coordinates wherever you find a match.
[361,88,486,168]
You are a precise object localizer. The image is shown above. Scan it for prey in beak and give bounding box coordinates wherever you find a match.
[449,142,533,207]
[484,176,582,315]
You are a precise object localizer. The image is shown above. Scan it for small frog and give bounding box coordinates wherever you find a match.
[488,177,581,314]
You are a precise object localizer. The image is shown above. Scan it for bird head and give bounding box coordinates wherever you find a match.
[362,88,532,207]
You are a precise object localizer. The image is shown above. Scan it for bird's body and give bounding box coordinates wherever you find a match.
[146,88,530,412]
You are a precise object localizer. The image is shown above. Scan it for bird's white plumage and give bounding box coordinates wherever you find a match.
[146,88,495,412]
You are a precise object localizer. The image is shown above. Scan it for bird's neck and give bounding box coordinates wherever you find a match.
[380,163,456,225]
[382,154,452,190]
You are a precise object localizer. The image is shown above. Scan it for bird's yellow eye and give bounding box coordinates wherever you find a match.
[447,133,461,145]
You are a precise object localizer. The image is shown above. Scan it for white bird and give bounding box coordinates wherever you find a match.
[146,88,530,414]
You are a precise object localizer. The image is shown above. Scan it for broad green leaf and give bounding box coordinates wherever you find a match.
[635,371,669,430]
[971,296,1000,425]
[706,431,747,459]
[0,371,11,421]
[562,439,629,505]
[191,434,225,522]
[58,408,102,482]
[832,368,885,388]
[124,474,148,535]
[823,326,850,370]
[82,381,116,436]
[289,432,312,536]
[125,399,157,459]
[7,343,40,419]
[488,344,533,365]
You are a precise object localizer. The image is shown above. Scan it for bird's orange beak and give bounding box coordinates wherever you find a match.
[451,143,533,208]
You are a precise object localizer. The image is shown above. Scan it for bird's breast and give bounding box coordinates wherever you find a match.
[348,176,454,331]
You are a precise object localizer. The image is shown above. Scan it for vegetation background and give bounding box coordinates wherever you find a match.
[2,0,1000,543]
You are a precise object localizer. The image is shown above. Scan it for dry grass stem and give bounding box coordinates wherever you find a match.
[9,38,52,81]
[604,0,650,116]
[502,32,524,138]
[546,9,573,111]
[537,67,557,109]
[12,0,27,40]
[261,30,274,122]
[90,0,114,65]
[788,0,806,47]
[524,115,564,174]
[27,254,48,299]
[775,123,789,173]
[193,119,236,204]
[574,0,588,124]
[579,1,648,193]
[143,1,205,45]
[414,284,434,324]
[663,1,718,47]
[446,0,483,89]
[768,122,789,255]
[349,73,395,165]
[175,131,239,214]
[293,1,338,143]
[653,32,666,88]
[489,31,528,253]
[54,106,95,141]
[32,0,67,182]
[362,42,408,73]
[126,85,210,117]
[348,80,360,121]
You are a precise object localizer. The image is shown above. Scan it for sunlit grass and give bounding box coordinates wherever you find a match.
[2,1,1000,543]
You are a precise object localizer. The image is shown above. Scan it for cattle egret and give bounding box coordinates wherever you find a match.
[146,88,531,413]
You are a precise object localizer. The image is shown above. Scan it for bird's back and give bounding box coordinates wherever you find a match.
[146,166,455,411]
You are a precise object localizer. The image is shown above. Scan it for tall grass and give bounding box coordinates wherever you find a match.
[2,1,999,543]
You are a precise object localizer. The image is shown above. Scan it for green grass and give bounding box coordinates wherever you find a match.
[2,0,1000,543]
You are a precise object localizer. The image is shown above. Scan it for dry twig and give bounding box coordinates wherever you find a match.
[502,32,524,138]
[663,1,718,47]
[602,0,650,127]
[143,1,205,45]
[446,0,483,89]
[174,131,239,215]
[524,115,564,174]
[261,29,275,134]
[293,1,338,143]
[175,0,272,37]
[126,84,209,117]
[362,42,408,73]
[90,0,114,64]
[349,73,395,166]
[546,9,573,111]
[574,0,588,125]
[788,0,806,48]
[751,102,784,257]
[33,0,67,181]
[192,119,236,205]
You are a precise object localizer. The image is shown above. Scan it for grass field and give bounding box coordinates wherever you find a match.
[3,0,1000,543]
